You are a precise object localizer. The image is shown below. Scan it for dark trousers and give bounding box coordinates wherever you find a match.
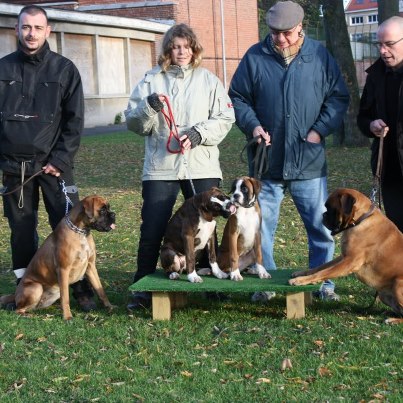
[2,170,93,297]
[382,178,403,233]
[134,178,220,283]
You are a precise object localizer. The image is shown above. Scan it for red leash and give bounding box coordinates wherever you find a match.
[159,95,196,195]
[160,95,183,154]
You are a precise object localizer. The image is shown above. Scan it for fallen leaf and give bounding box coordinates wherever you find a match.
[318,366,332,377]
[281,358,293,371]
[15,333,24,341]
[256,377,271,384]
[181,370,192,377]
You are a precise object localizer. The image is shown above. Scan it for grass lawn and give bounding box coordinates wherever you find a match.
[0,127,401,402]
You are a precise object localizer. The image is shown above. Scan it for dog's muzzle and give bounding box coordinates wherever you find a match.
[210,196,237,217]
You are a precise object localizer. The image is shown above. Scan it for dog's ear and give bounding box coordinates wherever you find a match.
[249,177,262,195]
[229,180,237,194]
[82,196,95,219]
[340,193,356,215]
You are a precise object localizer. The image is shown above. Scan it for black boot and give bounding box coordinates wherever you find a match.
[71,278,97,312]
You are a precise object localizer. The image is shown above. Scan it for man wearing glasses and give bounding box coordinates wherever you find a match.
[229,1,349,302]
[358,16,403,233]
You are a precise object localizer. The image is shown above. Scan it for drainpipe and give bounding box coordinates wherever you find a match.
[220,0,227,89]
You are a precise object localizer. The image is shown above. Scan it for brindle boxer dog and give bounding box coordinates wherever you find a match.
[160,187,236,283]
[218,176,271,281]
[289,188,403,324]
[0,195,116,321]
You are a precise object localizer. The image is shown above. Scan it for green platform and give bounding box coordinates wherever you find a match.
[129,269,316,293]
[129,269,317,320]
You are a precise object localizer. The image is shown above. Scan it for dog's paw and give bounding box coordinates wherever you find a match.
[384,317,403,325]
[106,304,117,313]
[230,269,243,281]
[169,272,180,280]
[255,264,271,279]
[187,271,203,283]
[210,262,229,279]
[288,278,303,286]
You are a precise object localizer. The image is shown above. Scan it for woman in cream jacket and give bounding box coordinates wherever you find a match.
[125,23,235,309]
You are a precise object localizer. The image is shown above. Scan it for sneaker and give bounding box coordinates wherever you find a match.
[127,291,152,311]
[1,301,16,311]
[251,291,276,303]
[313,288,340,301]
[204,292,229,301]
[75,295,97,312]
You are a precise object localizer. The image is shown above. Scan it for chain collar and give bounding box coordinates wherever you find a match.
[65,215,89,236]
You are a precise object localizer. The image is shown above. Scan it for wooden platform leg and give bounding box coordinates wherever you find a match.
[305,292,313,305]
[152,292,172,320]
[286,292,306,319]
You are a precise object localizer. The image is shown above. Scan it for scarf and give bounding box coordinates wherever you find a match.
[271,32,305,67]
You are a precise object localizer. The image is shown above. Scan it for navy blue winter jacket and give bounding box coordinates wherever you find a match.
[229,35,349,180]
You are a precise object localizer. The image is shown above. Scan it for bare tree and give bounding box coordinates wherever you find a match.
[378,0,399,24]
[322,0,368,146]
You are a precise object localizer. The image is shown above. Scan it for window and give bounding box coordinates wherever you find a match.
[351,16,364,25]
[355,0,364,3]
[351,33,364,42]
[368,14,378,23]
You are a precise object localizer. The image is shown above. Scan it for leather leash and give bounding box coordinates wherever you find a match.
[240,136,269,180]
[0,169,43,196]
[370,128,385,209]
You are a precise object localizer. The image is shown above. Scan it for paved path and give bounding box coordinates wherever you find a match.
[83,123,127,136]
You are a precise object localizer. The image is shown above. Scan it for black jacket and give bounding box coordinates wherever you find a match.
[357,58,403,177]
[0,41,84,175]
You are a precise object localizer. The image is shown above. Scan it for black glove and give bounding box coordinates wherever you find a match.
[182,127,202,149]
[147,93,164,112]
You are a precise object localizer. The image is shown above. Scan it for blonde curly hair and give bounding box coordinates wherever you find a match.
[158,23,203,71]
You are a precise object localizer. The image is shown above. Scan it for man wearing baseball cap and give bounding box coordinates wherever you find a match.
[229,1,349,302]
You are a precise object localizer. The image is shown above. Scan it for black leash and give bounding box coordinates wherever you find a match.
[240,136,270,180]
[0,169,44,196]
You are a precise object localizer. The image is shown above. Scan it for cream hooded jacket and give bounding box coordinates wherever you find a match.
[125,64,235,181]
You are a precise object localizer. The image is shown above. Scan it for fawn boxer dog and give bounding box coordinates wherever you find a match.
[160,187,236,283]
[218,176,270,281]
[0,195,116,321]
[289,188,403,324]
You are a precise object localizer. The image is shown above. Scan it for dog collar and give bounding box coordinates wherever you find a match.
[331,203,377,236]
[65,215,89,236]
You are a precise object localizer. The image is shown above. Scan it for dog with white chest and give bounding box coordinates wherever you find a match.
[160,187,236,283]
[218,176,270,281]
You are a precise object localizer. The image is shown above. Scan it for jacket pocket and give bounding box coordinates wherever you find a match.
[0,111,55,160]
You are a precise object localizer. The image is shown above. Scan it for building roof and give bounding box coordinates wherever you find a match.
[345,0,377,12]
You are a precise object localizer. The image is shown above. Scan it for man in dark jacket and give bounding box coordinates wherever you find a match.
[229,1,349,301]
[0,5,95,310]
[357,16,403,232]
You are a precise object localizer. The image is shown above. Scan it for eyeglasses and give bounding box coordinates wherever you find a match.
[270,25,298,38]
[374,37,403,49]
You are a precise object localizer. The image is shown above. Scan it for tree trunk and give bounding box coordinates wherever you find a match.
[322,0,368,146]
[378,0,399,24]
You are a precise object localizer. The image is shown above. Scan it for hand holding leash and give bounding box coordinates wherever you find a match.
[253,126,271,146]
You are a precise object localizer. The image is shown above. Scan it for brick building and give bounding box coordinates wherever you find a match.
[2,0,258,91]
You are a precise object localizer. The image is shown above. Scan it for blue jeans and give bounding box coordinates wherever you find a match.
[259,177,335,290]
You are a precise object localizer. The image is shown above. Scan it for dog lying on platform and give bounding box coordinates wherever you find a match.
[0,195,116,321]
[289,188,403,324]
[217,176,270,281]
[160,187,236,283]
